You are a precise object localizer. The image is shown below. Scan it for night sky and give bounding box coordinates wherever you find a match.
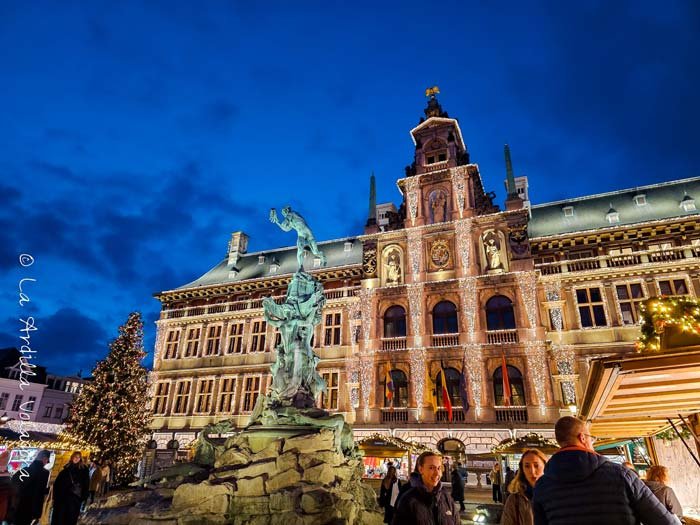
[2,1,699,376]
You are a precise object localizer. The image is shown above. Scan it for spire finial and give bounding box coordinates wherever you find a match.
[504,144,517,197]
[423,86,448,119]
[368,172,377,221]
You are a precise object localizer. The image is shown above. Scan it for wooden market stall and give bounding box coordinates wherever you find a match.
[358,433,434,489]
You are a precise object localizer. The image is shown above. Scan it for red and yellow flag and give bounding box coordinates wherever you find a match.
[501,352,512,406]
[385,366,394,406]
[439,362,453,422]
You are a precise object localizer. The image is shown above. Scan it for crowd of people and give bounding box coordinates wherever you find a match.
[377,416,686,525]
[0,450,112,525]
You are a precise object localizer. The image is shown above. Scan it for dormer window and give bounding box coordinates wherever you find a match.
[680,194,696,212]
[269,259,280,273]
[344,241,353,252]
[633,194,647,206]
[606,207,620,224]
[258,255,265,265]
[313,257,322,268]
[563,206,574,217]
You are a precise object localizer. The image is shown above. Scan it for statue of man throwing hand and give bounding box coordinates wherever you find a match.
[270,206,326,270]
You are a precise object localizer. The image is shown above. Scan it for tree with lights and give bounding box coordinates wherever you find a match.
[65,312,152,485]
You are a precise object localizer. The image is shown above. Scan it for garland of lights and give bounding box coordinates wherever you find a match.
[551,344,576,404]
[463,343,483,415]
[346,301,362,409]
[409,348,427,419]
[451,168,467,218]
[455,219,472,273]
[491,432,559,454]
[406,176,420,226]
[524,342,548,414]
[460,277,478,342]
[358,287,374,348]
[407,229,422,281]
[517,271,539,329]
[637,296,700,352]
[408,283,424,348]
[360,354,374,412]
[356,432,436,453]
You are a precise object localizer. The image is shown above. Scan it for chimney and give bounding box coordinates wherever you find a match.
[228,231,249,268]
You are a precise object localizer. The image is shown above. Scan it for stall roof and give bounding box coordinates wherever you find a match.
[579,348,700,439]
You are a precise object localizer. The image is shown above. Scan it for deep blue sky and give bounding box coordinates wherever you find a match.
[1,1,699,375]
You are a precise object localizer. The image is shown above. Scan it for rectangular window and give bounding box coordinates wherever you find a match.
[228,323,244,354]
[11,395,23,412]
[205,325,222,356]
[184,328,201,358]
[250,321,267,353]
[43,404,54,418]
[194,378,214,414]
[569,250,594,260]
[173,381,192,414]
[26,396,36,410]
[54,406,64,419]
[658,279,689,296]
[164,330,180,359]
[320,371,339,410]
[616,283,645,325]
[324,312,342,346]
[241,376,261,412]
[217,377,237,413]
[0,393,9,410]
[576,287,607,328]
[153,382,170,415]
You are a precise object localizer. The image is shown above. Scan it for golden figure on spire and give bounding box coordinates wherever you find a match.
[425,86,440,97]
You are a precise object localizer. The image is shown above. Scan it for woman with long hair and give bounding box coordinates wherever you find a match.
[500,449,548,525]
[51,451,90,525]
[379,465,401,524]
[644,465,682,519]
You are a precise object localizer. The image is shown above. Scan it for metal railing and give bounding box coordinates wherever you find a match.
[495,406,528,423]
[486,329,518,344]
[436,408,466,423]
[380,408,409,423]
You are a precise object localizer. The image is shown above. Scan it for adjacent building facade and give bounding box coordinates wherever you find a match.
[148,96,700,462]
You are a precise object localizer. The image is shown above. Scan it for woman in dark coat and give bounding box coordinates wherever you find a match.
[450,465,465,512]
[51,451,90,525]
[379,465,401,524]
[644,465,683,519]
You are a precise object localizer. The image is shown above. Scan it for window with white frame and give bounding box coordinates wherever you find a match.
[241,376,262,412]
[164,329,180,359]
[250,321,266,353]
[194,378,215,414]
[217,377,237,413]
[153,382,170,415]
[228,322,244,354]
[616,283,646,325]
[576,287,607,328]
[319,370,339,410]
[324,312,342,346]
[172,380,192,414]
[658,278,689,296]
[205,325,222,356]
[183,328,201,358]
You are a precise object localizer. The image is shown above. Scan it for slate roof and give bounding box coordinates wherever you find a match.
[529,176,700,238]
[177,237,362,290]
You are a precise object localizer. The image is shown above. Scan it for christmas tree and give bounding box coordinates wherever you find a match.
[66,312,152,485]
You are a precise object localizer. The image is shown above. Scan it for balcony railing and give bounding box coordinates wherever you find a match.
[495,406,528,423]
[535,246,692,275]
[486,329,518,344]
[436,408,466,423]
[380,408,409,423]
[162,286,360,319]
[381,337,407,351]
[431,333,460,348]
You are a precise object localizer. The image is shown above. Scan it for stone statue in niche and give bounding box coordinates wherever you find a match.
[482,229,507,274]
[429,189,448,224]
[382,246,403,286]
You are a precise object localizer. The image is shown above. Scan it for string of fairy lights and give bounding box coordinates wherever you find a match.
[517,271,539,329]
[451,167,468,218]
[406,176,420,226]
[455,219,473,274]
[637,296,700,352]
[407,229,422,281]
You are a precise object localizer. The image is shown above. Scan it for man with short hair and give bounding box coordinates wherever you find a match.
[533,416,679,525]
[392,451,459,525]
[11,449,51,525]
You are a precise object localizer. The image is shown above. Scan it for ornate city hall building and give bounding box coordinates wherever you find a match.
[145,95,700,469]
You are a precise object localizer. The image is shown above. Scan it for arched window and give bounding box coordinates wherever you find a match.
[384,305,407,338]
[433,301,458,334]
[485,295,516,330]
[493,365,526,406]
[384,369,409,407]
[435,367,462,406]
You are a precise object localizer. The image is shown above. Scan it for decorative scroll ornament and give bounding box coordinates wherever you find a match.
[451,166,468,218]
[455,219,472,273]
[463,343,483,415]
[362,242,377,277]
[407,229,422,281]
[524,342,548,414]
[460,277,478,342]
[517,271,539,329]
[357,287,374,349]
[407,283,424,348]
[409,348,427,417]
[406,176,420,226]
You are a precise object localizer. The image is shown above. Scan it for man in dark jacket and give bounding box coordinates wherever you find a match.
[450,464,465,512]
[533,417,680,525]
[392,451,459,525]
[11,449,51,525]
